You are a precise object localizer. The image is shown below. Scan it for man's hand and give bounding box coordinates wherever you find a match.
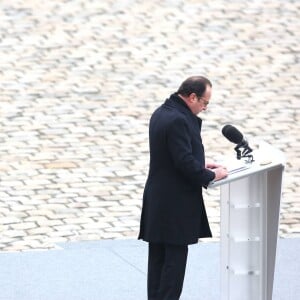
[206,162,228,181]
[205,162,222,169]
[211,166,228,181]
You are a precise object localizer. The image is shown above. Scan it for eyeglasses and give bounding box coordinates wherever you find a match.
[196,95,209,107]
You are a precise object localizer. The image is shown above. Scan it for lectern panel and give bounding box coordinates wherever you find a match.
[229,208,261,239]
[229,275,260,300]
[229,241,261,271]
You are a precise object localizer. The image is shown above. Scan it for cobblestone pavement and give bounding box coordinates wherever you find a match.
[0,0,299,251]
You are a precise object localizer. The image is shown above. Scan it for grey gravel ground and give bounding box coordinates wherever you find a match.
[0,0,299,251]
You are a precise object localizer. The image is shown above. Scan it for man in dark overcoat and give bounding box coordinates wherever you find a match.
[138,76,228,300]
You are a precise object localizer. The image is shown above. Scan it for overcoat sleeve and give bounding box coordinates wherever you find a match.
[166,117,215,188]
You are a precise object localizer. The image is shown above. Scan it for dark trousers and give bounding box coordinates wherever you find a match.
[147,242,188,300]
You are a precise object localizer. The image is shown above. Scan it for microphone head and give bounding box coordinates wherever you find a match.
[222,124,243,144]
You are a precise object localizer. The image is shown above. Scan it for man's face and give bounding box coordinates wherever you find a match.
[190,85,212,115]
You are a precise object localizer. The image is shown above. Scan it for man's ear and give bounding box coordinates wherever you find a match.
[189,93,197,103]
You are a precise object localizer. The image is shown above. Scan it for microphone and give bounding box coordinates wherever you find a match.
[221,125,254,162]
[221,124,248,147]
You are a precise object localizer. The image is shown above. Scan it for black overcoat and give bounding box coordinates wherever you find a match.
[138,94,215,245]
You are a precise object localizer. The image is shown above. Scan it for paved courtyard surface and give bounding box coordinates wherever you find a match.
[1,238,300,299]
[0,0,299,251]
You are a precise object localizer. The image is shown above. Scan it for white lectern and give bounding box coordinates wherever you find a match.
[210,143,285,300]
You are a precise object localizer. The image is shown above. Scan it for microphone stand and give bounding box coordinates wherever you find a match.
[234,143,254,163]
